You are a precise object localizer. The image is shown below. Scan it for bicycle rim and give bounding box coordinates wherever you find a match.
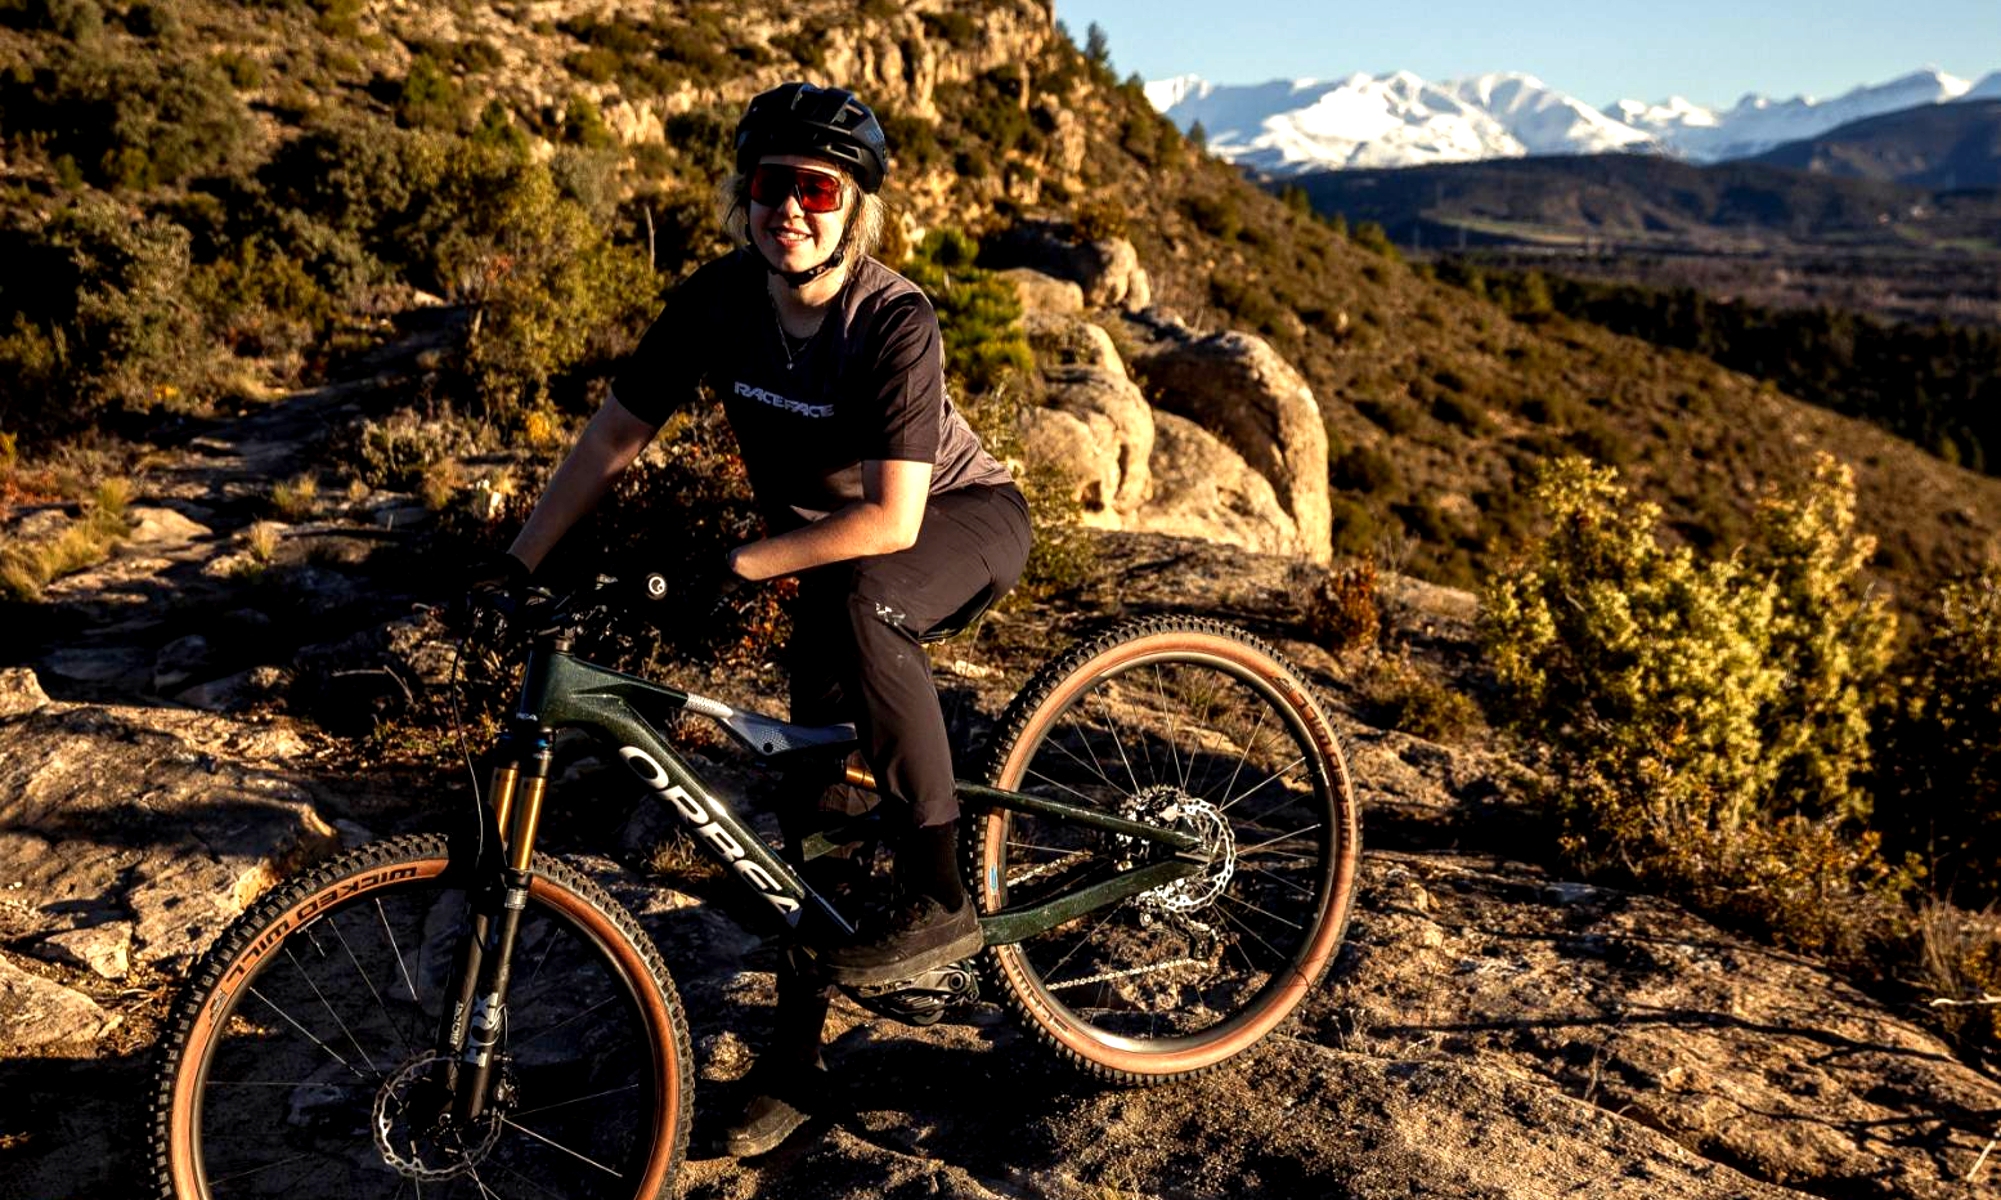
[976,618,1359,1081]
[153,835,688,1200]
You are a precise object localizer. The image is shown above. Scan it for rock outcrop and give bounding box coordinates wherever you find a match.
[1129,318,1334,564]
[1014,277,1155,526]
[0,696,346,1008]
[988,220,1153,312]
[1126,412,1299,553]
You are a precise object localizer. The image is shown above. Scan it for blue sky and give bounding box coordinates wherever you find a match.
[1052,0,2001,110]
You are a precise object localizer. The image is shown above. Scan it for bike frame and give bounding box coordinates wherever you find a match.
[439,633,1206,1120]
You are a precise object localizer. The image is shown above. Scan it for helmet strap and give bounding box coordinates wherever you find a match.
[761,208,859,290]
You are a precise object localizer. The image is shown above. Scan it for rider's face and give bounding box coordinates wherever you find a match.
[748,155,853,276]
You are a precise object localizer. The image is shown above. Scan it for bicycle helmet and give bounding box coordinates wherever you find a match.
[734,82,889,194]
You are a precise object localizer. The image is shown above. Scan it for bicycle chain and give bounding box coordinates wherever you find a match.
[1004,849,1094,889]
[1046,957,1209,992]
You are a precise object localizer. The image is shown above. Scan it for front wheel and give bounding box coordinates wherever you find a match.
[972,616,1361,1083]
[150,834,692,1199]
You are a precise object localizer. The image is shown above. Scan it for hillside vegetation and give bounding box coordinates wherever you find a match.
[0,0,1997,1083]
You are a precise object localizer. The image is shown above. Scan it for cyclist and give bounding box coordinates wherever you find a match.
[494,81,1032,1155]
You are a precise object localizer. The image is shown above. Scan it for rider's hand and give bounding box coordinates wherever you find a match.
[454,550,533,631]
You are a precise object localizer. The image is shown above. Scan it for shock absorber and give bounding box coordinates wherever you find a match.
[455,731,552,1124]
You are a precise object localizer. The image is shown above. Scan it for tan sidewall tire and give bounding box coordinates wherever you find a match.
[156,839,687,1199]
[976,620,1360,1082]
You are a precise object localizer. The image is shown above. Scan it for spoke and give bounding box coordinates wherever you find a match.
[1212,704,1271,808]
[1216,902,1293,969]
[246,984,364,1078]
[377,897,422,1006]
[285,946,378,1074]
[465,1160,505,1200]
[1154,664,1184,794]
[204,1150,323,1187]
[501,1116,626,1178]
[1236,822,1323,856]
[203,1079,370,1090]
[1042,898,1129,983]
[1219,754,1308,814]
[330,912,415,1058]
[1247,863,1318,899]
[1004,838,1089,857]
[1184,669,1226,793]
[507,995,619,1052]
[1219,890,1306,931]
[519,920,562,996]
[1092,688,1145,796]
[489,1157,571,1200]
[510,1081,641,1118]
[1044,729,1128,798]
[1025,765,1117,809]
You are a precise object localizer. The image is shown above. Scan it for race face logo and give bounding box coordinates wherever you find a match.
[619,747,803,922]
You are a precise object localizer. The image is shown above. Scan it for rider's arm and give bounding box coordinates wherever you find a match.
[505,395,658,572]
[727,458,931,580]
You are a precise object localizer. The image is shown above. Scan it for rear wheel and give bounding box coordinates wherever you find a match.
[151,833,691,1199]
[972,617,1360,1083]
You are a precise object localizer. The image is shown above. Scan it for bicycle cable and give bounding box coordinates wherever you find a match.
[448,610,485,864]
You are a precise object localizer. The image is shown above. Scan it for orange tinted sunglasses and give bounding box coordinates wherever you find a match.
[748,163,846,213]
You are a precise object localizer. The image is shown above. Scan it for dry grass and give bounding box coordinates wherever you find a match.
[269,472,318,520]
[0,478,133,602]
[420,458,463,511]
[1916,899,2001,1052]
[244,521,280,565]
[1360,649,1481,744]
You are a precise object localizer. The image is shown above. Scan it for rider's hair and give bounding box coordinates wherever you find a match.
[715,162,888,277]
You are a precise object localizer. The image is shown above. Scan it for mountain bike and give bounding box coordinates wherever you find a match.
[149,573,1361,1199]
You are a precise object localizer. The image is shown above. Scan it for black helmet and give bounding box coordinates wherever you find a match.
[734,82,889,194]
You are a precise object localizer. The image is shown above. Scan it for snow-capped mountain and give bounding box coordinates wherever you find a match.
[1149,67,1991,174]
[1616,69,1975,160]
[1144,72,1650,173]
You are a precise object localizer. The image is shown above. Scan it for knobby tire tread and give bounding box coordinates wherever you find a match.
[967,615,1360,1087]
[147,832,693,1200]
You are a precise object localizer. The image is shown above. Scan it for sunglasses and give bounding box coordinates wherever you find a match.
[748,163,847,214]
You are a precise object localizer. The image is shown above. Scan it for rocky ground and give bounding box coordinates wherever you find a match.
[2,366,1999,1199]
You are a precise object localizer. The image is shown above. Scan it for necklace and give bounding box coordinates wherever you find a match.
[768,290,824,372]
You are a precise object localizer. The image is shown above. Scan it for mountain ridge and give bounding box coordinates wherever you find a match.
[1150,65,1991,173]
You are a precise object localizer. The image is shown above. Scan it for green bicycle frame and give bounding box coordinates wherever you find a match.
[513,645,1208,946]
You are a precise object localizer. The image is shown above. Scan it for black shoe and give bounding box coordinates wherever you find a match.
[724,1060,829,1158]
[821,895,984,987]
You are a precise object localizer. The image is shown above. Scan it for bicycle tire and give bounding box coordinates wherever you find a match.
[971,616,1360,1084]
[150,833,692,1199]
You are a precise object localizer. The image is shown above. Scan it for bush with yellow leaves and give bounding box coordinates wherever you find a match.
[1479,454,1903,955]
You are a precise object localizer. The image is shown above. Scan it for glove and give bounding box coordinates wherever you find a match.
[454,550,533,632]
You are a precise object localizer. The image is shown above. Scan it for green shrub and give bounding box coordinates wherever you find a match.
[0,195,214,440]
[396,55,463,130]
[1329,444,1399,493]
[903,229,1033,394]
[405,145,659,420]
[1479,455,1902,954]
[1878,564,2001,904]
[1362,651,1479,743]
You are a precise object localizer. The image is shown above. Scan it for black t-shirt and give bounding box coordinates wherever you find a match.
[612,250,1014,527]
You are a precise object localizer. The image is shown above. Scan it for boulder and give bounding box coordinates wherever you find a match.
[1024,311,1124,376]
[0,702,338,971]
[0,952,108,1049]
[122,506,211,551]
[174,665,289,714]
[986,220,1153,311]
[37,921,132,980]
[1018,365,1153,525]
[1131,324,1332,563]
[0,666,48,718]
[1001,268,1083,316]
[152,634,213,693]
[1128,412,1301,556]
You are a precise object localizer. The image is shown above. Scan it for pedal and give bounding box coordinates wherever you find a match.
[840,959,980,1027]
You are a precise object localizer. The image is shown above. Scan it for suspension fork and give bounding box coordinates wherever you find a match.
[434,725,554,1124]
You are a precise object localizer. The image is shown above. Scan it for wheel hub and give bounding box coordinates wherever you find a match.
[371,1053,504,1181]
[1117,785,1236,913]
